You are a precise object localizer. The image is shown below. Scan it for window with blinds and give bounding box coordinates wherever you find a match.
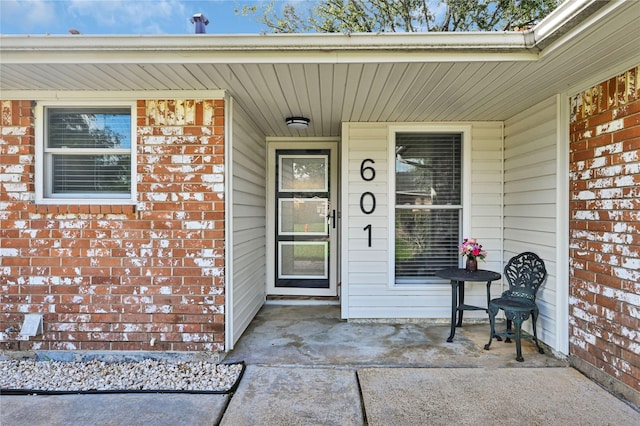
[44,107,132,198]
[395,132,462,282]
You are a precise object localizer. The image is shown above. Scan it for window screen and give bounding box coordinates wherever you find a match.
[395,133,462,282]
[45,107,132,197]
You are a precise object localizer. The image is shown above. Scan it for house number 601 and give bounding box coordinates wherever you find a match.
[360,159,376,247]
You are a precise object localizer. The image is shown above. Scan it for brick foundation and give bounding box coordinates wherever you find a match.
[0,99,226,352]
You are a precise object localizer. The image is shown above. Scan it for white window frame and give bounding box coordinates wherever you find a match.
[35,101,137,205]
[388,124,472,287]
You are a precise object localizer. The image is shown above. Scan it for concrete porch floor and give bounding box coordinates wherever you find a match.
[223,303,567,368]
[216,304,638,425]
[3,304,638,426]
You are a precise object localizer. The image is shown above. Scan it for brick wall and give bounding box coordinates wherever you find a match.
[569,66,640,394]
[0,99,226,353]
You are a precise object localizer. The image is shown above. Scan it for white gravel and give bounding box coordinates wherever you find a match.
[0,359,243,393]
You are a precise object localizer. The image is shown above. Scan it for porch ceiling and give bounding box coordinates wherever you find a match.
[1,0,638,137]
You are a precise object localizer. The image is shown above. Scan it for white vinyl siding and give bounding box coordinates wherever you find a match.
[341,122,503,319]
[229,101,267,348]
[341,123,390,319]
[504,95,561,351]
[470,123,504,275]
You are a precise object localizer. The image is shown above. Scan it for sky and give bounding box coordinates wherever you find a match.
[0,0,303,35]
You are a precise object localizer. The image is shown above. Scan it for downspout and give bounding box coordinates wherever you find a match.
[224,94,234,352]
[556,94,570,356]
[500,122,505,292]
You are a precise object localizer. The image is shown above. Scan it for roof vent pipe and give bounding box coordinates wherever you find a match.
[191,13,209,34]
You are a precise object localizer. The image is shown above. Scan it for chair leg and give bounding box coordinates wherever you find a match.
[531,309,544,354]
[514,318,524,362]
[505,319,512,343]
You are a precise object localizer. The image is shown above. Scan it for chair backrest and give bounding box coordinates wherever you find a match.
[504,252,547,301]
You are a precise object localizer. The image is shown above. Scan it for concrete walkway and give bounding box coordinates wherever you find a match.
[2,305,638,425]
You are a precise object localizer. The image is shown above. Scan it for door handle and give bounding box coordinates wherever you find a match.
[328,209,336,229]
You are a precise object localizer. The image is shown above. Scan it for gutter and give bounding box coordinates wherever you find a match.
[0,32,532,53]
[529,0,612,49]
[0,32,540,65]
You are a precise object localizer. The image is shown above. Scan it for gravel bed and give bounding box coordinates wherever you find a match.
[0,359,244,393]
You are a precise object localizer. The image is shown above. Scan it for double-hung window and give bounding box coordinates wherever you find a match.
[37,103,135,203]
[394,132,462,283]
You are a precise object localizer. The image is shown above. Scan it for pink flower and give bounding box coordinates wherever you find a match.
[459,238,487,261]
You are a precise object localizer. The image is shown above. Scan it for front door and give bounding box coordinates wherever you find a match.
[267,141,338,296]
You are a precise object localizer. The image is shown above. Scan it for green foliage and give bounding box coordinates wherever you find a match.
[237,0,561,33]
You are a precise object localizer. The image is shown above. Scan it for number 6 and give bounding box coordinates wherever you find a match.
[360,159,375,181]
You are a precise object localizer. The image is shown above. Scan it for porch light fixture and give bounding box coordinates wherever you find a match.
[286,116,310,130]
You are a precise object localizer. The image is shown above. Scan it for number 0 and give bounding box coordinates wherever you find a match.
[360,192,376,214]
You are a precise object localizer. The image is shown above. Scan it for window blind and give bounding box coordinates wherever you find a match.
[45,108,131,196]
[395,133,462,280]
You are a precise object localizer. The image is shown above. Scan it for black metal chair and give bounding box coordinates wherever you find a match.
[484,252,547,362]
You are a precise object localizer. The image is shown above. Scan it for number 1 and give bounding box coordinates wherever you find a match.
[363,224,372,247]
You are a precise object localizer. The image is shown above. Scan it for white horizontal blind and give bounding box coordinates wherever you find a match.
[46,107,131,196]
[395,132,462,281]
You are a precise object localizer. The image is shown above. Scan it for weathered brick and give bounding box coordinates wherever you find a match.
[613,125,640,142]
[570,66,640,394]
[0,98,226,352]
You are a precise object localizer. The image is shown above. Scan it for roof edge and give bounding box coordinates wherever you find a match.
[0,0,615,61]
[531,0,612,49]
[0,31,531,53]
